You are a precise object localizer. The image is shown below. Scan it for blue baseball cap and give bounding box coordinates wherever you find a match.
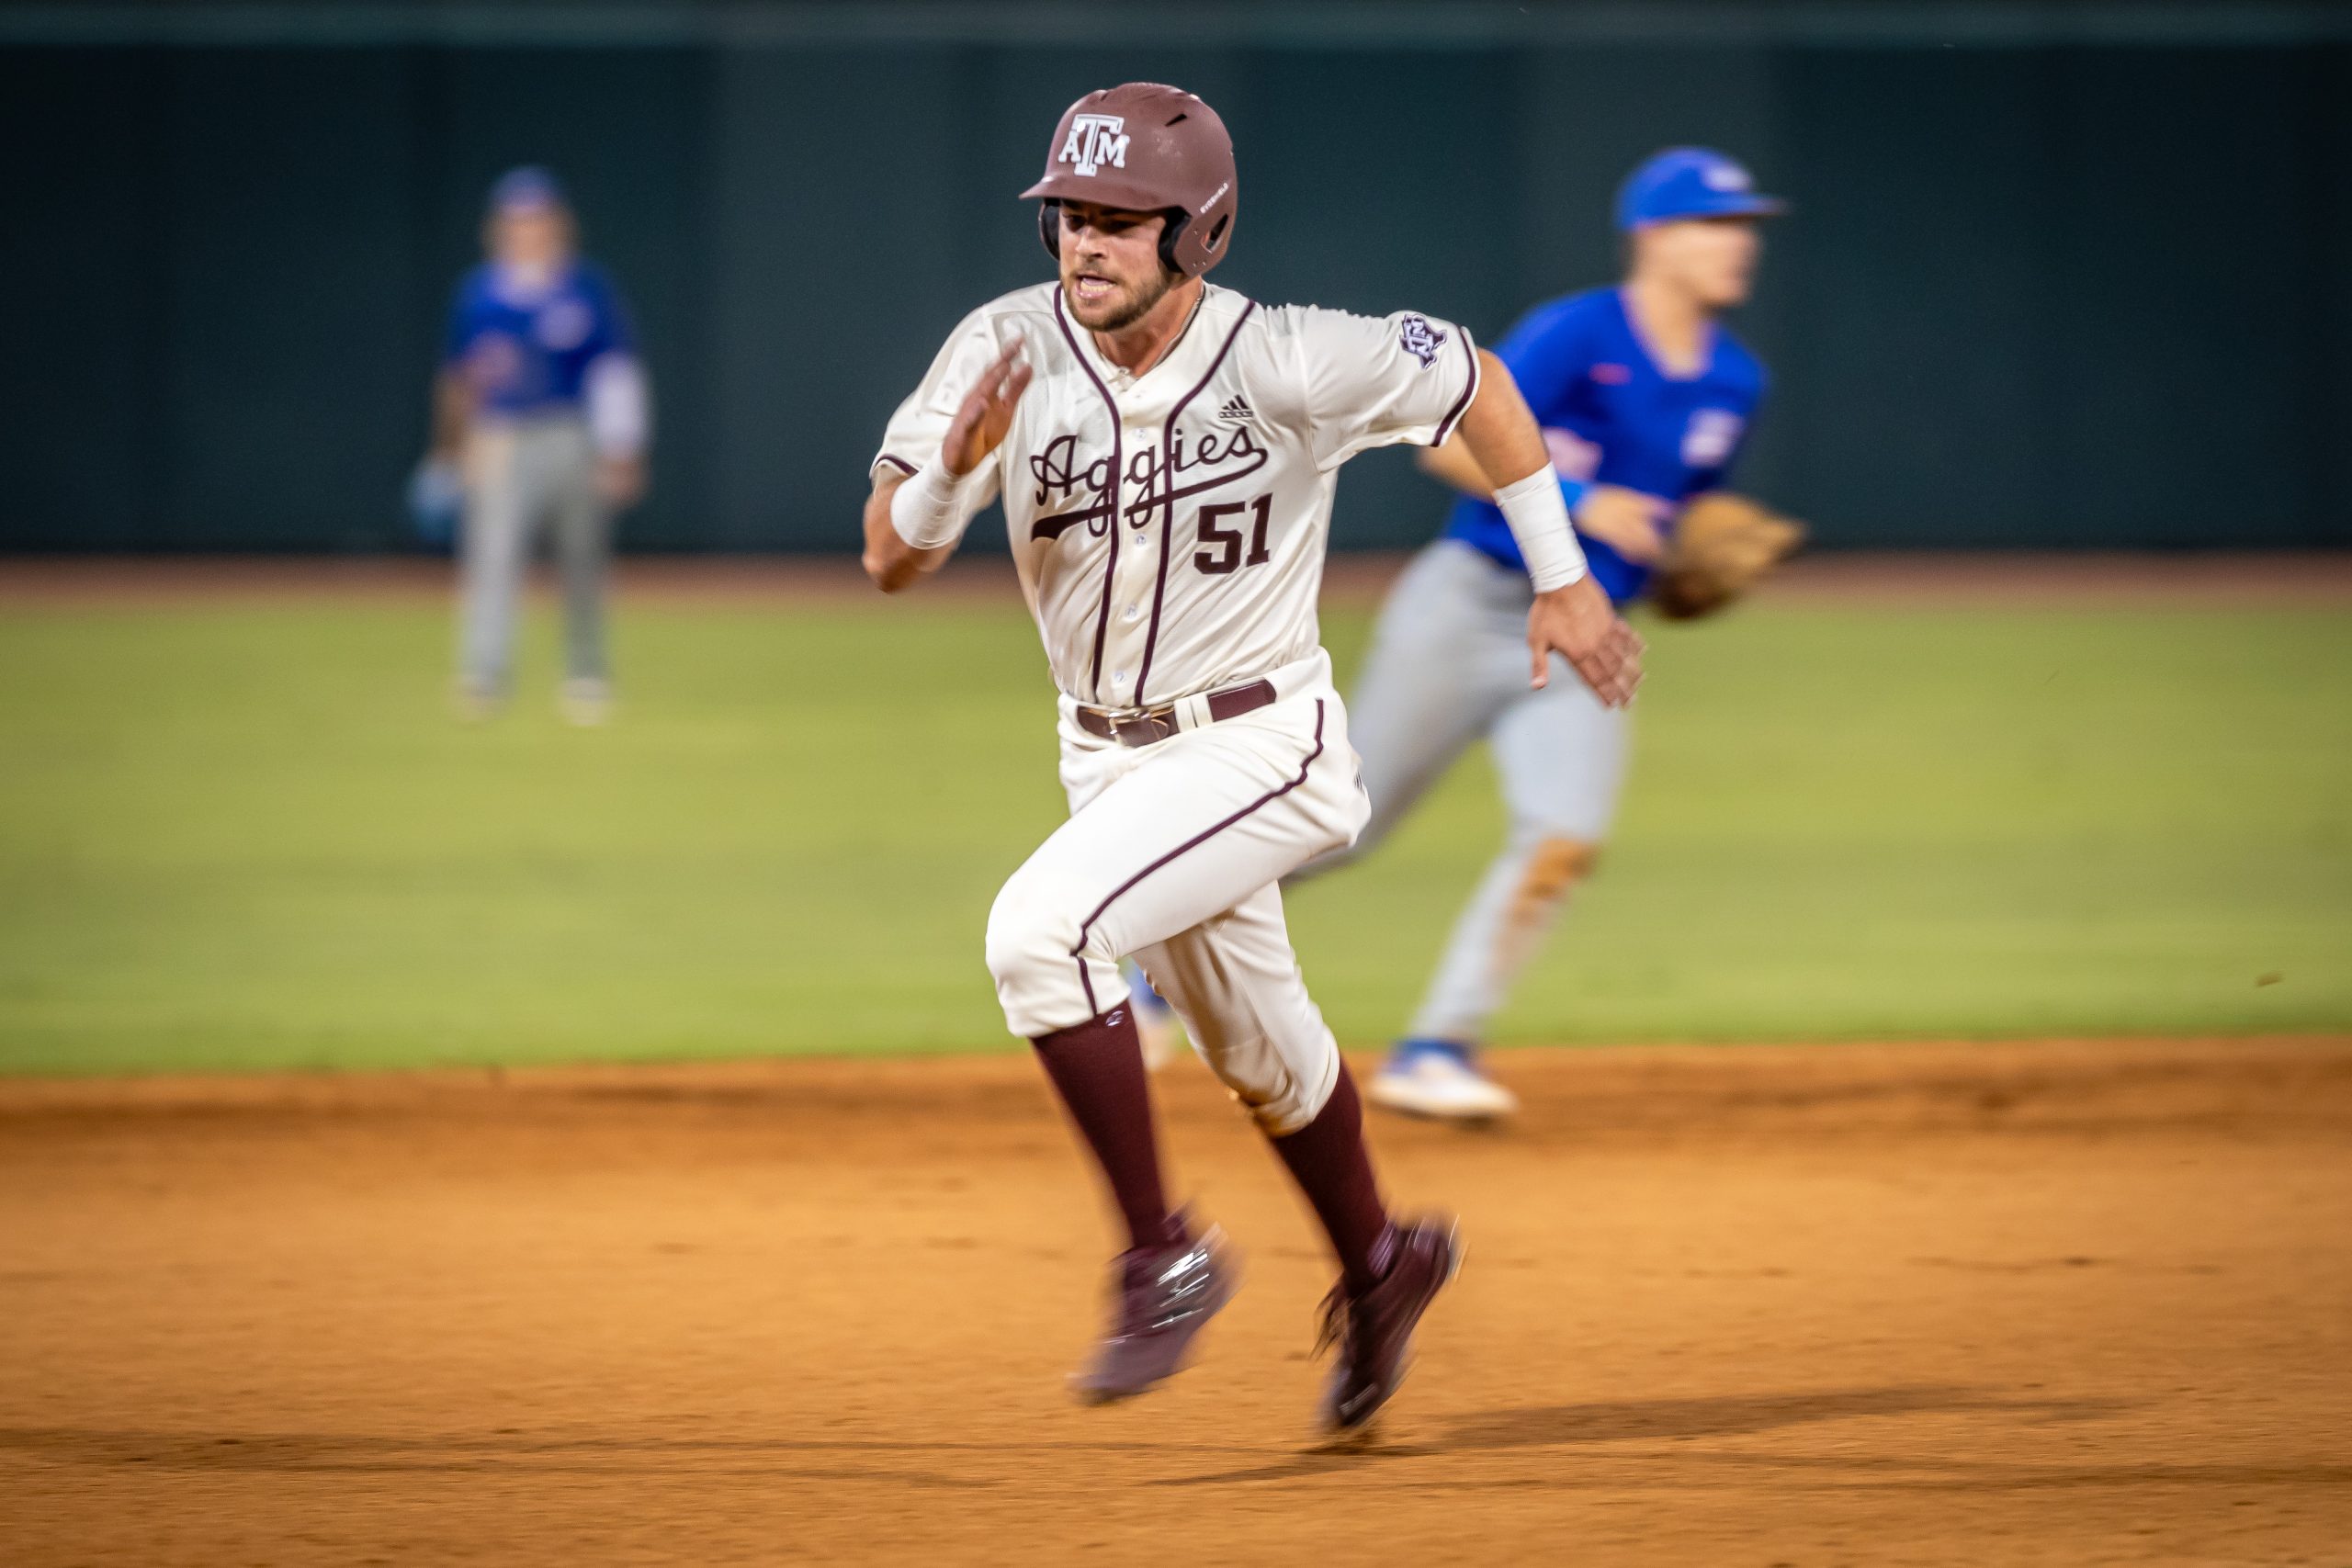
[488,165,567,215]
[1615,148,1784,232]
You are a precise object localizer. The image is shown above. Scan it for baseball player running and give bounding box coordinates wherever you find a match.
[862,84,1642,1429]
[1297,148,1787,1122]
[418,167,650,725]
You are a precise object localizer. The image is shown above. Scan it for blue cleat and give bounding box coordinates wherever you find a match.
[1369,1038,1519,1123]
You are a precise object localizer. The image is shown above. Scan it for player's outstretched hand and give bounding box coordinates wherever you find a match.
[1528,576,1644,706]
[595,455,648,510]
[942,337,1034,478]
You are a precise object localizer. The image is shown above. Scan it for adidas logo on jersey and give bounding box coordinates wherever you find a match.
[1215,395,1256,425]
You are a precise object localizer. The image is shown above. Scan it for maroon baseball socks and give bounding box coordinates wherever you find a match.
[1030,1006,1188,1252]
[1269,1065,1398,1293]
[1032,1010,1398,1292]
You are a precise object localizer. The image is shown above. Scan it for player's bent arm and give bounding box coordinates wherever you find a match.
[1414,348,1552,500]
[864,336,1028,594]
[862,469,956,594]
[1449,352,1645,706]
[429,368,471,461]
[1451,350,1582,585]
[1421,401,1660,565]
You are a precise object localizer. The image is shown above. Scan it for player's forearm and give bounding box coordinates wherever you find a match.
[1451,350,1550,492]
[429,369,471,458]
[1453,351,1589,592]
[862,472,955,593]
[1413,432,1494,499]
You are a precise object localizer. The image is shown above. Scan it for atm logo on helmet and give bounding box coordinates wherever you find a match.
[1060,114,1130,177]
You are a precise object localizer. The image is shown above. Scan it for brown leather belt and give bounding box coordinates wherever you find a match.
[1076,678,1278,748]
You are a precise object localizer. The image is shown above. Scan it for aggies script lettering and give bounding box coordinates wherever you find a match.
[1028,423,1271,543]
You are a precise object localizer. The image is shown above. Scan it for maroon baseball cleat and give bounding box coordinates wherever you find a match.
[1070,1221,1238,1404]
[1314,1215,1463,1431]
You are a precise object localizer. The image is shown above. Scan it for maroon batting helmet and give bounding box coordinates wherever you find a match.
[1020,83,1238,279]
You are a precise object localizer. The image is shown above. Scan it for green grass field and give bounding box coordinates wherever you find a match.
[2,585,2346,1076]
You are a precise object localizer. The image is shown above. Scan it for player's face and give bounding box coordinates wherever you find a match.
[490,204,573,274]
[1057,202,1179,332]
[1644,217,1761,310]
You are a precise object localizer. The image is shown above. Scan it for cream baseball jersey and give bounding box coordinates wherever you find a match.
[874,282,1480,710]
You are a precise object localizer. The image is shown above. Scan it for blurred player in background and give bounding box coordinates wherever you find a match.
[415,167,650,725]
[1297,148,1795,1122]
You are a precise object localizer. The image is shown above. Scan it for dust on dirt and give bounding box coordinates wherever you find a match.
[4,1036,2348,1565]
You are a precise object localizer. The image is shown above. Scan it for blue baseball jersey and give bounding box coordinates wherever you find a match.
[1443,286,1766,604]
[443,261,635,417]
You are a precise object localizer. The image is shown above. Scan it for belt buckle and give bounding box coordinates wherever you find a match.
[1114,705,1177,748]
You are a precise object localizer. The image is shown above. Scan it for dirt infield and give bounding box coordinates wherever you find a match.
[6,550,2351,608]
[4,1038,2348,1566]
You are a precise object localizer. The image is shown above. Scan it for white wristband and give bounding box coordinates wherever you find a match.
[1492,466,1589,592]
[888,457,965,549]
[584,353,649,458]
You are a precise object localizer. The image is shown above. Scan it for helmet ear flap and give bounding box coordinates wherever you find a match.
[1037,200,1061,262]
[1158,209,1186,277]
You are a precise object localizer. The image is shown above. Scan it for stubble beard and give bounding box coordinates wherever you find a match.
[1064,266,1177,333]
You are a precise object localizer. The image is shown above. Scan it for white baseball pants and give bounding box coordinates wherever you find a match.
[458,416,611,695]
[986,654,1370,1134]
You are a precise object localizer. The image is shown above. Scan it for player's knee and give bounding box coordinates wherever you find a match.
[1246,1047,1340,1136]
[1197,1030,1340,1136]
[1506,833,1600,915]
[1528,833,1599,887]
[983,879,1081,992]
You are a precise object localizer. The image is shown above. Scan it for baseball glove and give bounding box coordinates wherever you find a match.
[1648,492,1806,620]
[406,457,464,551]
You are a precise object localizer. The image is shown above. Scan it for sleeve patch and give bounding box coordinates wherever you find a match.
[1397,313,1448,368]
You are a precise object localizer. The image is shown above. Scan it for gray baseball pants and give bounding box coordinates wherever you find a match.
[1297,539,1630,1043]
[458,417,610,694]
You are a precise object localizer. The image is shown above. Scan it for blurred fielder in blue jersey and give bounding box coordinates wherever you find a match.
[415,167,650,725]
[1293,148,1791,1121]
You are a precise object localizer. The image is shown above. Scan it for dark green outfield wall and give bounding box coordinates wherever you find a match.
[5,9,2350,551]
